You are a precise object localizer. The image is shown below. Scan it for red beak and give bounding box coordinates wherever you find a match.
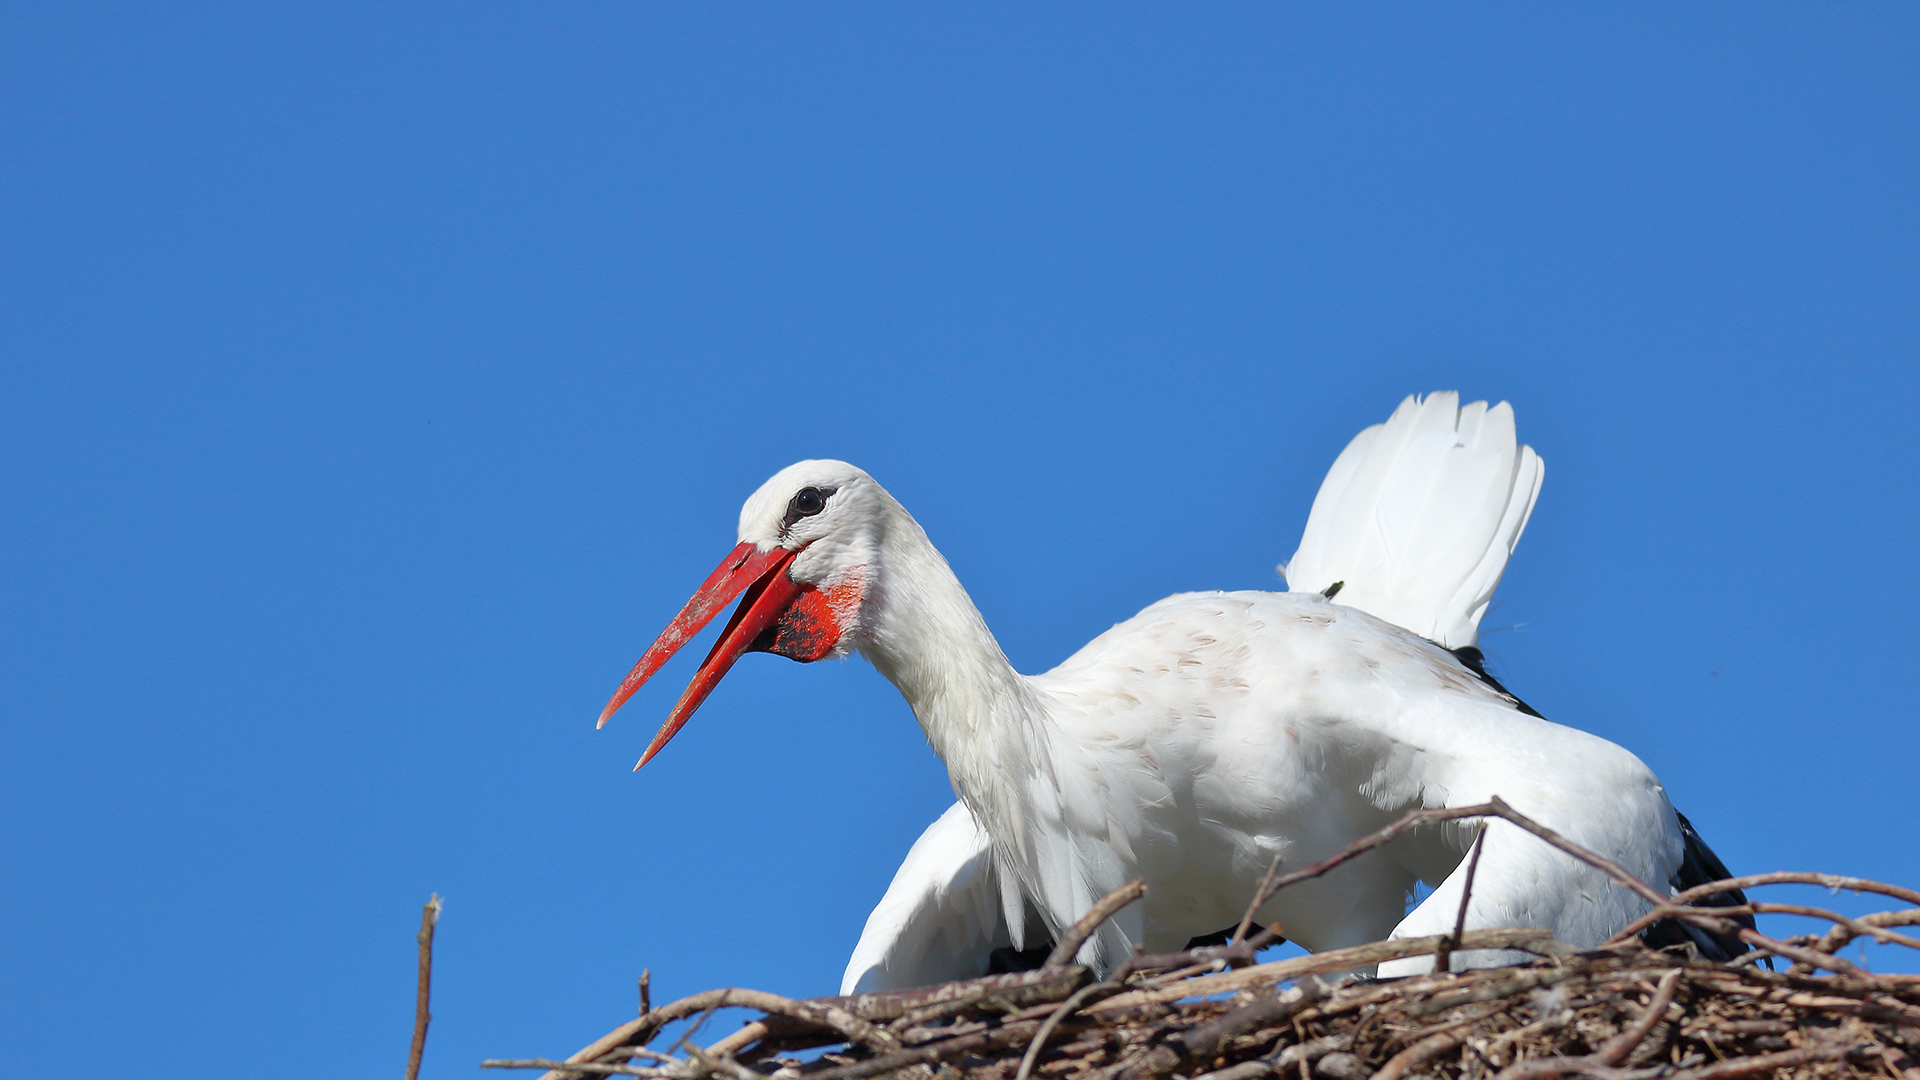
[598,541,801,769]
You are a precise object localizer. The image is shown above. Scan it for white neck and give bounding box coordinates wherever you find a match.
[854,505,1053,826]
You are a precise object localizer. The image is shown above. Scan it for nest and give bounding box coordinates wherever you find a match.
[485,803,1920,1080]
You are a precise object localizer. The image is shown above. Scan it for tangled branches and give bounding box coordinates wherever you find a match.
[486,803,1920,1080]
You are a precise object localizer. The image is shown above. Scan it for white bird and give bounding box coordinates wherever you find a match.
[600,393,1748,986]
[842,392,1543,992]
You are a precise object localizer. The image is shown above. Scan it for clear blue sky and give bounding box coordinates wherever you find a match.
[3,5,1915,1077]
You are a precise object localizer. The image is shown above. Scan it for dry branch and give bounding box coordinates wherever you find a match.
[1045,878,1147,970]
[408,894,441,1080]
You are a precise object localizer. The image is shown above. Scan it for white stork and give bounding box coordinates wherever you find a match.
[843,393,1540,991]
[600,393,1749,984]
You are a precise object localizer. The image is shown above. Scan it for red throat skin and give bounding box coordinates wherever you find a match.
[759,576,860,662]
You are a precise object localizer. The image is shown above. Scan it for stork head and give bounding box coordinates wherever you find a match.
[598,460,884,768]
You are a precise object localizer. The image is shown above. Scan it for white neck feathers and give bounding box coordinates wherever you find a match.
[853,501,1052,817]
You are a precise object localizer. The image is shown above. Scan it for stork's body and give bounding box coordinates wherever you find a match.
[871,580,1677,972]
[600,394,1745,986]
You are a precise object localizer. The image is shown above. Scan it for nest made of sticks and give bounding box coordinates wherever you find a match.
[487,801,1920,1080]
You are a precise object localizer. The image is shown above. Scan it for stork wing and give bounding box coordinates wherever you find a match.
[840,802,1026,993]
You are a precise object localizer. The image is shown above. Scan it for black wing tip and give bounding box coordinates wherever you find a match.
[1448,645,1547,719]
[1644,809,1757,963]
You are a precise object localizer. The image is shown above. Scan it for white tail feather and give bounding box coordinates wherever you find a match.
[1279,392,1544,649]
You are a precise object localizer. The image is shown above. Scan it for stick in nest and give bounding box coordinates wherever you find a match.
[1434,827,1487,976]
[1044,878,1147,970]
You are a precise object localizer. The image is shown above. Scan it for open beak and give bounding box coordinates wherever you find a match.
[598,541,801,769]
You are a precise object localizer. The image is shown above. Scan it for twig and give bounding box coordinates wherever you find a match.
[761,966,1094,1044]
[1251,800,1672,922]
[1735,901,1920,951]
[846,965,1091,1020]
[1734,928,1863,975]
[1376,1028,1470,1080]
[1600,904,1738,951]
[1491,970,1682,1080]
[1123,924,1284,978]
[1435,827,1487,975]
[1816,908,1920,954]
[1132,959,1226,990]
[804,1017,1049,1080]
[1370,997,1517,1080]
[1403,965,1581,1018]
[1044,878,1147,969]
[680,1041,761,1080]
[1089,927,1572,1012]
[618,1048,683,1066]
[532,987,901,1080]
[1670,872,1920,909]
[1270,1032,1353,1073]
[1188,1062,1274,1080]
[702,1021,767,1059]
[1014,980,1121,1080]
[692,989,898,1051]
[1481,1008,1573,1061]
[1607,898,1920,958]
[1180,981,1325,1059]
[1110,983,1324,1080]
[407,895,442,1080]
[484,1059,668,1078]
[1879,1043,1920,1080]
[665,996,722,1057]
[1232,855,1285,946]
[1597,969,1683,1066]
[1662,1041,1873,1080]
[638,969,650,1017]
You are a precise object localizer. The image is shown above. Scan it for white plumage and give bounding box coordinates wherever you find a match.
[600,393,1738,994]
[842,392,1544,991]
[841,802,1019,994]
[1280,394,1543,650]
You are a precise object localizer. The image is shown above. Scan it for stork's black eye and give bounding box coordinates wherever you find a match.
[782,486,833,529]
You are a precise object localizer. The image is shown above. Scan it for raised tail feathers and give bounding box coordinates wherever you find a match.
[1280,392,1544,649]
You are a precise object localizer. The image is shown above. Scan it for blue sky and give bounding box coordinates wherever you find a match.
[3,4,1916,1077]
